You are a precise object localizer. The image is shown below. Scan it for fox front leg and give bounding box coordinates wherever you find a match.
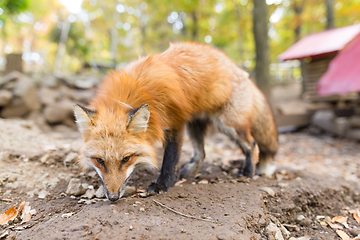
[146,128,184,195]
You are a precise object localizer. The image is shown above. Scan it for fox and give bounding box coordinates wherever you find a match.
[73,42,278,201]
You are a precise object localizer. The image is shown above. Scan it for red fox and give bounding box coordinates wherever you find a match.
[74,42,278,201]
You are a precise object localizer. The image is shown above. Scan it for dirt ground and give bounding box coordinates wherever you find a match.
[0,118,360,240]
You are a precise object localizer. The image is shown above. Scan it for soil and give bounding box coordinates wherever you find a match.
[0,119,360,240]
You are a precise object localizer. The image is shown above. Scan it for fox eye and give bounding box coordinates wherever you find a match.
[122,156,131,163]
[93,157,104,165]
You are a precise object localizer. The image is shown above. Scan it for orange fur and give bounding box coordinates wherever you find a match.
[74,42,278,200]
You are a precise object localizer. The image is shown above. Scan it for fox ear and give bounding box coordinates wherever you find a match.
[73,104,97,140]
[127,104,150,133]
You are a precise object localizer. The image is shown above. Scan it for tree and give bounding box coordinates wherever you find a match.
[325,0,335,29]
[253,0,271,101]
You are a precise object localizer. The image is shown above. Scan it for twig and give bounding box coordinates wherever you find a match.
[0,199,12,202]
[153,199,218,224]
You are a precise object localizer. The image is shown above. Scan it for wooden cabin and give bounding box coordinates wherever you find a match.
[279,24,360,104]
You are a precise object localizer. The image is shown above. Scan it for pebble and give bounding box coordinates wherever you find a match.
[198,179,208,184]
[38,189,49,199]
[259,187,275,197]
[350,227,360,237]
[266,222,284,240]
[282,224,300,232]
[66,178,86,196]
[95,185,105,198]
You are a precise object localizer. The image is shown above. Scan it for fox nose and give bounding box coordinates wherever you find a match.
[108,194,119,201]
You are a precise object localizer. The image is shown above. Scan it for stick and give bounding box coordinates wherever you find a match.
[153,199,218,224]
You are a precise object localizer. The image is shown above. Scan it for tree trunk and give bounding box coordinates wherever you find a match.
[191,11,198,41]
[325,0,335,29]
[253,0,271,102]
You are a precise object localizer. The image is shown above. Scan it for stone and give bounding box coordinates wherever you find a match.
[1,98,29,118]
[349,227,360,237]
[266,223,284,240]
[95,185,105,198]
[0,90,13,106]
[38,87,59,105]
[74,77,98,89]
[66,178,86,196]
[13,75,40,111]
[26,110,52,132]
[42,75,60,88]
[68,89,95,103]
[198,179,209,184]
[259,187,275,197]
[44,100,74,124]
[0,71,22,85]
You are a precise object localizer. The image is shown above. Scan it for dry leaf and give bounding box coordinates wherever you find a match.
[0,201,36,225]
[0,206,17,225]
[327,221,343,230]
[332,216,348,224]
[336,230,350,240]
[353,209,360,223]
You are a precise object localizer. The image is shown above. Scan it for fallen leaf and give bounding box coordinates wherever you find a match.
[354,209,360,223]
[327,221,343,230]
[0,206,17,225]
[21,203,37,223]
[0,202,36,225]
[175,179,187,186]
[332,216,348,224]
[336,230,350,240]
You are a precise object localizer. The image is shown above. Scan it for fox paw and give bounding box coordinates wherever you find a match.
[146,182,168,196]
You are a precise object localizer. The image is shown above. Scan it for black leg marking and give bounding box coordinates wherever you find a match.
[214,118,256,178]
[147,129,183,195]
[179,119,209,179]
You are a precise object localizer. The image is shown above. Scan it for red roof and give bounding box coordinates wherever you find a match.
[278,24,360,61]
[317,34,360,96]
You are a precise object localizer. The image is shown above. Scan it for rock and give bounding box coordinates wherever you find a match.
[266,222,284,240]
[198,179,209,184]
[124,186,136,196]
[0,71,22,85]
[259,187,275,197]
[349,227,360,237]
[95,185,105,198]
[38,87,59,105]
[13,75,40,111]
[279,224,290,239]
[44,100,75,124]
[282,223,300,232]
[66,178,86,196]
[68,89,95,103]
[38,189,49,199]
[42,75,60,88]
[26,110,52,132]
[81,186,95,199]
[74,77,98,89]
[220,162,232,172]
[64,152,78,167]
[0,90,13,106]
[289,237,311,240]
[1,98,29,118]
[295,214,312,226]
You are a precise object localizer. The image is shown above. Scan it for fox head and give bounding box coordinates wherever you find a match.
[73,103,157,201]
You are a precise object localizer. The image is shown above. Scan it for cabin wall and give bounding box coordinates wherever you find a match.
[302,56,335,101]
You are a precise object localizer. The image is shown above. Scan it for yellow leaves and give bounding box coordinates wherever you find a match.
[0,202,36,225]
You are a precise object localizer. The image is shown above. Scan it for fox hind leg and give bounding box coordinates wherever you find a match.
[214,117,259,178]
[147,127,184,195]
[179,118,209,180]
